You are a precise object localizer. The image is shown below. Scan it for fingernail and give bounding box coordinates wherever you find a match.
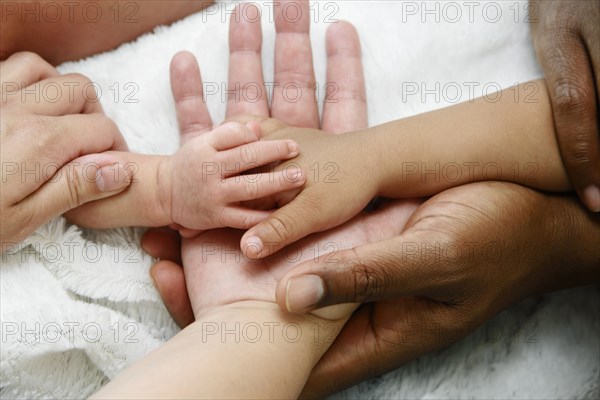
[583,185,600,212]
[96,163,131,192]
[287,141,299,157]
[285,274,325,313]
[289,168,303,182]
[244,236,263,258]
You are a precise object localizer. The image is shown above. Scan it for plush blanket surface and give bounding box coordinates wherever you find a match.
[1,1,598,398]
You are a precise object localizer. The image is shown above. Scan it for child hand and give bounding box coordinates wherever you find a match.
[236,118,383,259]
[159,121,305,235]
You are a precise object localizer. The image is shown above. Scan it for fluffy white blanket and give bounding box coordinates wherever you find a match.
[1,1,598,398]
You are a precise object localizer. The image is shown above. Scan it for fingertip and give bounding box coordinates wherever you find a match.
[170,51,198,73]
[582,185,600,212]
[326,20,361,57]
[241,233,264,259]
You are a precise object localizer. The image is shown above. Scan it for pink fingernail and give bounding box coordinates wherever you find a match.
[583,185,600,212]
[289,169,303,182]
[96,163,131,192]
[285,275,325,313]
[244,236,263,258]
[287,141,299,156]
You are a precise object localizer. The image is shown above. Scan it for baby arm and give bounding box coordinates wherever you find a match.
[66,122,304,230]
[91,301,346,399]
[240,79,571,258]
[92,198,418,398]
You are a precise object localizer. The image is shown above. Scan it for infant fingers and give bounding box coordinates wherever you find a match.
[208,122,260,151]
[217,140,300,176]
[221,169,305,203]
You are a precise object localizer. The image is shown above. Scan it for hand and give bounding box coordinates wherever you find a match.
[531,0,600,211]
[160,121,304,235]
[143,1,369,327]
[229,117,380,259]
[1,52,131,248]
[183,200,420,321]
[268,182,600,397]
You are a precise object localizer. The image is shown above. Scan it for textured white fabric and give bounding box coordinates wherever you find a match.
[1,1,598,398]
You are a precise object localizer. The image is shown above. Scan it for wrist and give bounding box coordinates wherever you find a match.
[154,155,174,226]
[194,300,347,358]
[346,128,388,199]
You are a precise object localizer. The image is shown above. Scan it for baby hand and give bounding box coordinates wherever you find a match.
[159,122,304,234]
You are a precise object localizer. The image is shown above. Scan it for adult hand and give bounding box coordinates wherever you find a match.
[1,52,131,248]
[270,182,599,397]
[142,0,368,327]
[531,0,600,211]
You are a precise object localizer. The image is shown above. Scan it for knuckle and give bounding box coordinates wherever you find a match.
[348,258,385,302]
[239,143,259,166]
[244,180,260,200]
[263,214,295,246]
[64,167,88,209]
[552,78,592,115]
[563,136,593,167]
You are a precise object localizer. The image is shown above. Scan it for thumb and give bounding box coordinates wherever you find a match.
[276,232,440,314]
[20,154,132,225]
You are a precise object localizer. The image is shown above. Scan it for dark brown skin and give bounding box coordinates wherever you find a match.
[530,0,600,212]
[0,0,212,64]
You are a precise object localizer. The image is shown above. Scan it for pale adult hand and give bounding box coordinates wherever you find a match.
[531,0,600,211]
[1,52,130,249]
[142,0,368,327]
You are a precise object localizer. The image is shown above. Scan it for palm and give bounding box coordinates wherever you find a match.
[182,200,420,317]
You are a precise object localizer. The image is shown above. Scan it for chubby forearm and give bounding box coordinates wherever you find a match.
[0,1,213,64]
[364,79,570,198]
[64,151,171,228]
[92,301,345,399]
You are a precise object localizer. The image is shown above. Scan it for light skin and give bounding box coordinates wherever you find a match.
[63,120,305,234]
[0,52,131,248]
[94,4,385,397]
[146,2,599,398]
[235,80,572,259]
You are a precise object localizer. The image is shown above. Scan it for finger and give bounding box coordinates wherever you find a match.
[240,192,324,259]
[141,227,182,264]
[16,154,132,238]
[216,139,300,176]
[5,113,127,199]
[207,122,260,151]
[13,73,103,115]
[226,3,269,117]
[220,207,273,229]
[322,21,368,134]
[274,231,445,313]
[150,260,195,328]
[0,51,58,87]
[170,51,213,144]
[539,34,600,211]
[221,169,305,202]
[271,0,319,128]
